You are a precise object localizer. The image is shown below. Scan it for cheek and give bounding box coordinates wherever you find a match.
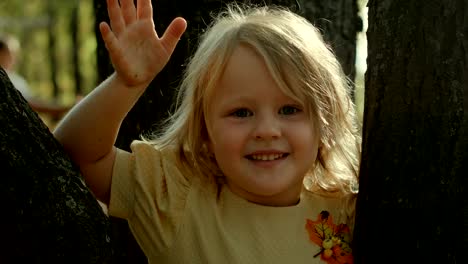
[210,138,243,177]
[290,123,319,154]
[213,130,243,154]
[210,124,247,161]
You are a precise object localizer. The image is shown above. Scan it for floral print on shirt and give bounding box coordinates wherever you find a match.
[305,211,353,264]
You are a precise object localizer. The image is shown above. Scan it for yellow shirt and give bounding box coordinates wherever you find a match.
[109,141,354,263]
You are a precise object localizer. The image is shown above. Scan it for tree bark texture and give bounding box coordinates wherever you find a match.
[354,1,468,263]
[47,1,60,98]
[0,68,113,263]
[71,4,83,95]
[94,0,114,84]
[298,0,361,86]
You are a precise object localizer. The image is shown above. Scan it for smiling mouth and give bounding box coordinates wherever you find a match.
[246,153,288,161]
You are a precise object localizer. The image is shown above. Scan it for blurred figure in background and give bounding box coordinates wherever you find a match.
[0,33,74,120]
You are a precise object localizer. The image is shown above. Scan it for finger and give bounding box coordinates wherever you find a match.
[99,22,123,62]
[107,0,125,36]
[121,0,137,26]
[136,0,153,20]
[160,17,187,55]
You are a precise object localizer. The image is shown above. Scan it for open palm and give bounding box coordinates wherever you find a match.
[99,0,187,87]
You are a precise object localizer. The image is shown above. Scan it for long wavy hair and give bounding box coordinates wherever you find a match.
[144,3,361,202]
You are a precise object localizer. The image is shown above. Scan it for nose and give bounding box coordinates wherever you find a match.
[252,113,281,140]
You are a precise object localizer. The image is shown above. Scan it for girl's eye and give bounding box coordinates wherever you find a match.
[231,108,253,118]
[279,105,301,115]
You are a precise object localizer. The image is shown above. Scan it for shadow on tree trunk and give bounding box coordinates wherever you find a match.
[0,68,113,263]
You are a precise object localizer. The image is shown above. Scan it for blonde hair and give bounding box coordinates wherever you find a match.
[145,3,361,198]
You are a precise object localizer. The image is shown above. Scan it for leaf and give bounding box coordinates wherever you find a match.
[305,211,353,264]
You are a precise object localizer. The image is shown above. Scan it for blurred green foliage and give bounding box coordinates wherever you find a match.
[0,0,96,104]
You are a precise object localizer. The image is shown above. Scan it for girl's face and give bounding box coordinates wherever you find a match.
[206,44,320,206]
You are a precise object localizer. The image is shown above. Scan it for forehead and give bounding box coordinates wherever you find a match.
[212,44,291,103]
[220,44,266,88]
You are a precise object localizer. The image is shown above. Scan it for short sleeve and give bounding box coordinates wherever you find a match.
[108,140,190,252]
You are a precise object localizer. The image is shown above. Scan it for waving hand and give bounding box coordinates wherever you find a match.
[99,0,187,88]
[54,0,187,203]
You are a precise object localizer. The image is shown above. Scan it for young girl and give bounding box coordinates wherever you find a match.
[54,0,361,263]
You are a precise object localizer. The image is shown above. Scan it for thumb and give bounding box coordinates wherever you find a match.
[161,17,187,55]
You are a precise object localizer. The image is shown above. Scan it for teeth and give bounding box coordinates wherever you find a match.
[251,154,283,161]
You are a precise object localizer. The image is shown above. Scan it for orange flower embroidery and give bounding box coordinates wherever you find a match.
[305,211,353,264]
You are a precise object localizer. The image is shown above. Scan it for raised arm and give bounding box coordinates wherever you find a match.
[53,0,186,204]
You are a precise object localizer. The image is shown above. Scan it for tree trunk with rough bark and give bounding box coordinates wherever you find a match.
[354,0,468,263]
[0,68,113,263]
[298,0,361,86]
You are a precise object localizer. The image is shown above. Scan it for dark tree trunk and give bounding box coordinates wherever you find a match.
[0,68,113,263]
[71,4,82,95]
[298,0,361,90]
[94,0,114,84]
[354,0,468,263]
[47,0,59,98]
